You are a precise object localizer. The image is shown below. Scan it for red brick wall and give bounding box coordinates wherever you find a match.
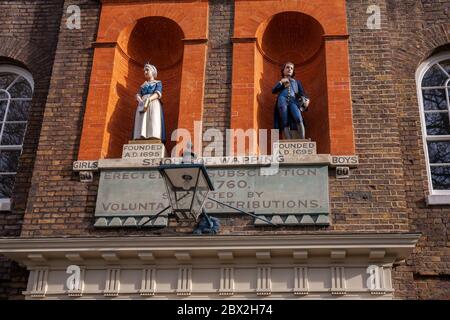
[254,11,330,153]
[102,17,184,157]
[230,0,355,155]
[78,0,209,160]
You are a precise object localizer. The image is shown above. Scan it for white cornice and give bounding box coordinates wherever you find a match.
[0,233,420,265]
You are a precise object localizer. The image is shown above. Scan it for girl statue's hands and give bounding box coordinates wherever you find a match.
[141,97,151,113]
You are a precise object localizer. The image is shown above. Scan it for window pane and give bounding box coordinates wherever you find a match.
[1,123,26,146]
[422,64,449,87]
[0,100,6,120]
[0,150,21,172]
[0,174,15,199]
[0,73,17,90]
[0,91,7,99]
[428,141,450,164]
[7,100,31,121]
[8,77,32,98]
[422,89,448,111]
[430,166,450,190]
[439,59,450,75]
[425,112,450,135]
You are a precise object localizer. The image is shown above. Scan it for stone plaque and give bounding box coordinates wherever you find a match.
[204,166,329,214]
[96,170,168,217]
[79,171,94,183]
[98,154,332,171]
[122,143,166,159]
[336,167,350,179]
[273,141,317,158]
[73,160,98,171]
[331,155,359,167]
[95,165,329,225]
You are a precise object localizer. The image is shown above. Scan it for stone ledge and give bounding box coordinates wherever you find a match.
[87,154,360,170]
[254,214,330,226]
[94,216,168,228]
[98,154,333,169]
[426,195,450,206]
[0,233,421,264]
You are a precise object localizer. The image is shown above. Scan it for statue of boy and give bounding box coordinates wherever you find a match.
[272,62,310,140]
[133,62,166,142]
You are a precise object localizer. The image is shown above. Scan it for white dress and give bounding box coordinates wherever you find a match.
[133,82,162,140]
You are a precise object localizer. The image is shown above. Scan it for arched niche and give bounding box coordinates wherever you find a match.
[106,17,184,157]
[78,2,208,161]
[255,12,330,153]
[231,0,354,156]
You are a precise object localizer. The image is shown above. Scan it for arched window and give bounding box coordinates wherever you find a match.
[417,53,450,198]
[0,65,34,210]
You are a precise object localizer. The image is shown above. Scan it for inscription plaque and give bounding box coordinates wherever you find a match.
[273,141,317,158]
[95,165,329,220]
[122,143,166,159]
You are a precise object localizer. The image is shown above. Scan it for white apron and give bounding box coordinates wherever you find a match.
[133,94,162,140]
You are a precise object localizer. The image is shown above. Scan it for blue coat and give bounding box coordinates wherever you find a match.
[272,78,308,130]
[139,80,166,143]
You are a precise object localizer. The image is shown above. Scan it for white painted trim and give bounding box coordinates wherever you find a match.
[30,267,48,298]
[21,264,396,300]
[176,266,192,296]
[219,267,234,295]
[3,234,417,300]
[0,65,34,89]
[294,266,309,295]
[0,65,34,204]
[139,267,156,296]
[427,194,450,205]
[415,52,450,196]
[0,234,421,265]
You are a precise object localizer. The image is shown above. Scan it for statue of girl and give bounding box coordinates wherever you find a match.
[133,62,166,143]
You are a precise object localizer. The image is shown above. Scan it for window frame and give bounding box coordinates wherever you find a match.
[416,52,450,203]
[0,65,34,211]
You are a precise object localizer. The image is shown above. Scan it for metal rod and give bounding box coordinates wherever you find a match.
[140,205,171,227]
[207,197,277,226]
[142,191,194,227]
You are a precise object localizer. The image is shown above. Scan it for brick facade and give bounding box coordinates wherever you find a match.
[386,0,449,299]
[0,0,448,299]
[0,0,65,299]
[202,0,234,154]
